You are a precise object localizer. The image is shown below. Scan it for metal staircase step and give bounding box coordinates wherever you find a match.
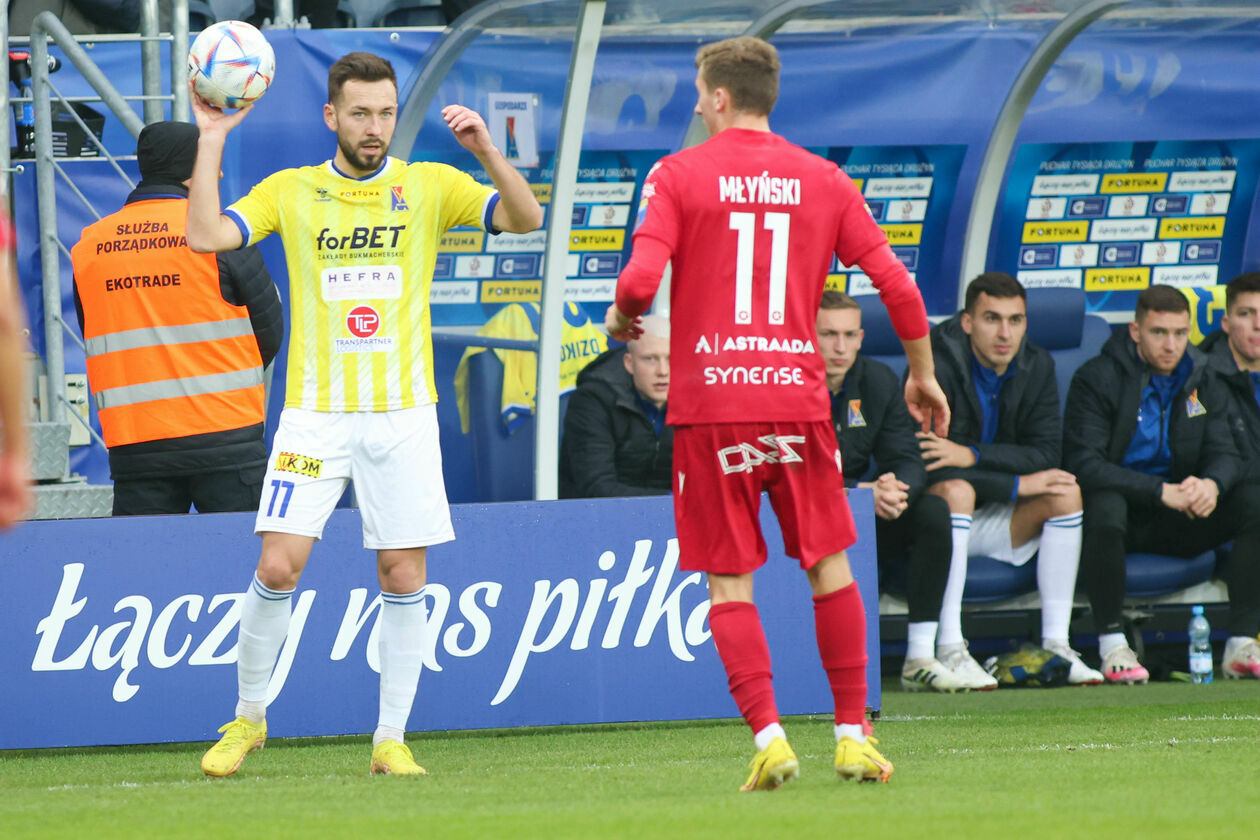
[29,421,70,481]
[29,478,113,520]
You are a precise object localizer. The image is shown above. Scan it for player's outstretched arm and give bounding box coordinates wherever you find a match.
[902,335,950,437]
[0,255,30,529]
[187,81,248,253]
[442,104,543,234]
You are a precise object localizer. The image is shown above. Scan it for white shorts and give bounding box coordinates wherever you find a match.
[968,502,1039,567]
[255,406,455,550]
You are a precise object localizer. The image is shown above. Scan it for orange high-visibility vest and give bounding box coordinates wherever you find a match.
[71,197,265,448]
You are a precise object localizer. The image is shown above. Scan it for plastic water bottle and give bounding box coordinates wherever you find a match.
[1188,605,1213,684]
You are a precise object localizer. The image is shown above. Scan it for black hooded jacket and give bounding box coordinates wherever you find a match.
[559,346,673,498]
[1063,328,1239,504]
[926,313,1061,503]
[73,183,284,480]
[831,354,926,498]
[1199,329,1260,484]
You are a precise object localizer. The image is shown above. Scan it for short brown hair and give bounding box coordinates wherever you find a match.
[820,290,860,312]
[328,52,397,105]
[964,272,1025,313]
[695,36,779,116]
[1135,284,1190,321]
[1226,272,1260,311]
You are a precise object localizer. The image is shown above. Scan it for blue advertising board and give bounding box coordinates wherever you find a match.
[0,494,879,750]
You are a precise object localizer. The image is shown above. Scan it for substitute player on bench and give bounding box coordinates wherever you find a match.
[186,52,542,777]
[606,36,948,790]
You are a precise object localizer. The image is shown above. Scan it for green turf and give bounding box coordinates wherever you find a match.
[3,682,1258,840]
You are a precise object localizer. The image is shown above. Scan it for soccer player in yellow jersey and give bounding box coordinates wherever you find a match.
[187,52,542,777]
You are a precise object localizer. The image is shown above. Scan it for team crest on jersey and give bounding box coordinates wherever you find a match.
[848,399,866,428]
[276,451,322,478]
[1185,389,1207,418]
[390,185,409,212]
[314,187,330,202]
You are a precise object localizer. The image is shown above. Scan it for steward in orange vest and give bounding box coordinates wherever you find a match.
[70,121,283,515]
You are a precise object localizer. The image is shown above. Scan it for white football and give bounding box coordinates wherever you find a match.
[188,20,275,109]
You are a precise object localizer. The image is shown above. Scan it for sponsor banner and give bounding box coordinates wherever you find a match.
[884,199,928,223]
[1169,171,1236,192]
[530,183,552,203]
[487,93,540,169]
[824,274,846,292]
[1019,245,1058,268]
[1141,241,1182,265]
[455,255,495,279]
[1058,243,1099,268]
[496,254,541,279]
[1100,172,1168,193]
[1149,194,1190,215]
[1022,221,1089,243]
[864,177,932,198]
[583,204,631,228]
[1190,193,1231,215]
[847,273,876,296]
[1026,196,1067,219]
[1106,195,1149,217]
[865,199,886,222]
[1100,243,1141,266]
[579,254,623,277]
[1090,218,1158,241]
[569,229,625,251]
[564,278,618,300]
[572,182,637,203]
[480,280,541,303]
[433,254,453,279]
[1017,268,1082,289]
[880,224,922,245]
[1153,265,1219,288]
[1030,174,1100,196]
[429,281,478,304]
[486,231,547,253]
[571,205,589,226]
[1159,216,1225,239]
[1085,266,1151,291]
[1181,241,1222,263]
[1067,197,1107,218]
[0,497,880,749]
[891,247,918,271]
[439,231,486,252]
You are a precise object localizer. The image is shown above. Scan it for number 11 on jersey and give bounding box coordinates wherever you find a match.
[730,210,791,326]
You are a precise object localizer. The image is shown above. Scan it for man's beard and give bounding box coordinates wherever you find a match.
[338,134,387,173]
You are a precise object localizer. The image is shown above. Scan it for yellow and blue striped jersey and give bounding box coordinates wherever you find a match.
[227,156,497,412]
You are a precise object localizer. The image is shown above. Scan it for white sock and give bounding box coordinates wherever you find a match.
[235,573,294,723]
[1037,511,1083,643]
[375,590,428,745]
[373,725,405,748]
[834,723,866,743]
[937,514,972,647]
[753,722,786,751]
[905,621,938,661]
[1099,632,1127,656]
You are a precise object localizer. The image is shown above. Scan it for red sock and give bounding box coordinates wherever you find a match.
[813,582,868,726]
[708,601,779,735]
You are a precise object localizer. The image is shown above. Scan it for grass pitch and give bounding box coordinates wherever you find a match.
[3,682,1257,840]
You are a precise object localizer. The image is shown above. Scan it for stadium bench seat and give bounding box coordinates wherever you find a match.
[465,348,569,502]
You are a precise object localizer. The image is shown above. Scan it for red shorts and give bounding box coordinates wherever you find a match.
[672,420,857,575]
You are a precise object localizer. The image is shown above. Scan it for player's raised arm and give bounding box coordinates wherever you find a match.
[186,82,249,253]
[442,104,542,234]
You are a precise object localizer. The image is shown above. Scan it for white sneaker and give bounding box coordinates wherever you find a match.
[1222,637,1260,679]
[937,642,998,691]
[900,657,969,693]
[1100,643,1149,684]
[1042,639,1104,685]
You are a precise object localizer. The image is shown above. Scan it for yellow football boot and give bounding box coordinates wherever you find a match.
[201,717,267,778]
[739,736,799,792]
[370,739,428,776]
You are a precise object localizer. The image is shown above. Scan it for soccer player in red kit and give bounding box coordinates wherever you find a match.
[606,36,949,791]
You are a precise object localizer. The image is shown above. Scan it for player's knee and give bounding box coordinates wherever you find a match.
[256,547,303,590]
[926,479,975,513]
[1050,483,1083,515]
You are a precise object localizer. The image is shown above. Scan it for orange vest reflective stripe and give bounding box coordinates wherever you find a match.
[71,198,265,448]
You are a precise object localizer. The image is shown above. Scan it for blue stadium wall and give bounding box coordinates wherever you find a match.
[13,16,1260,500]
